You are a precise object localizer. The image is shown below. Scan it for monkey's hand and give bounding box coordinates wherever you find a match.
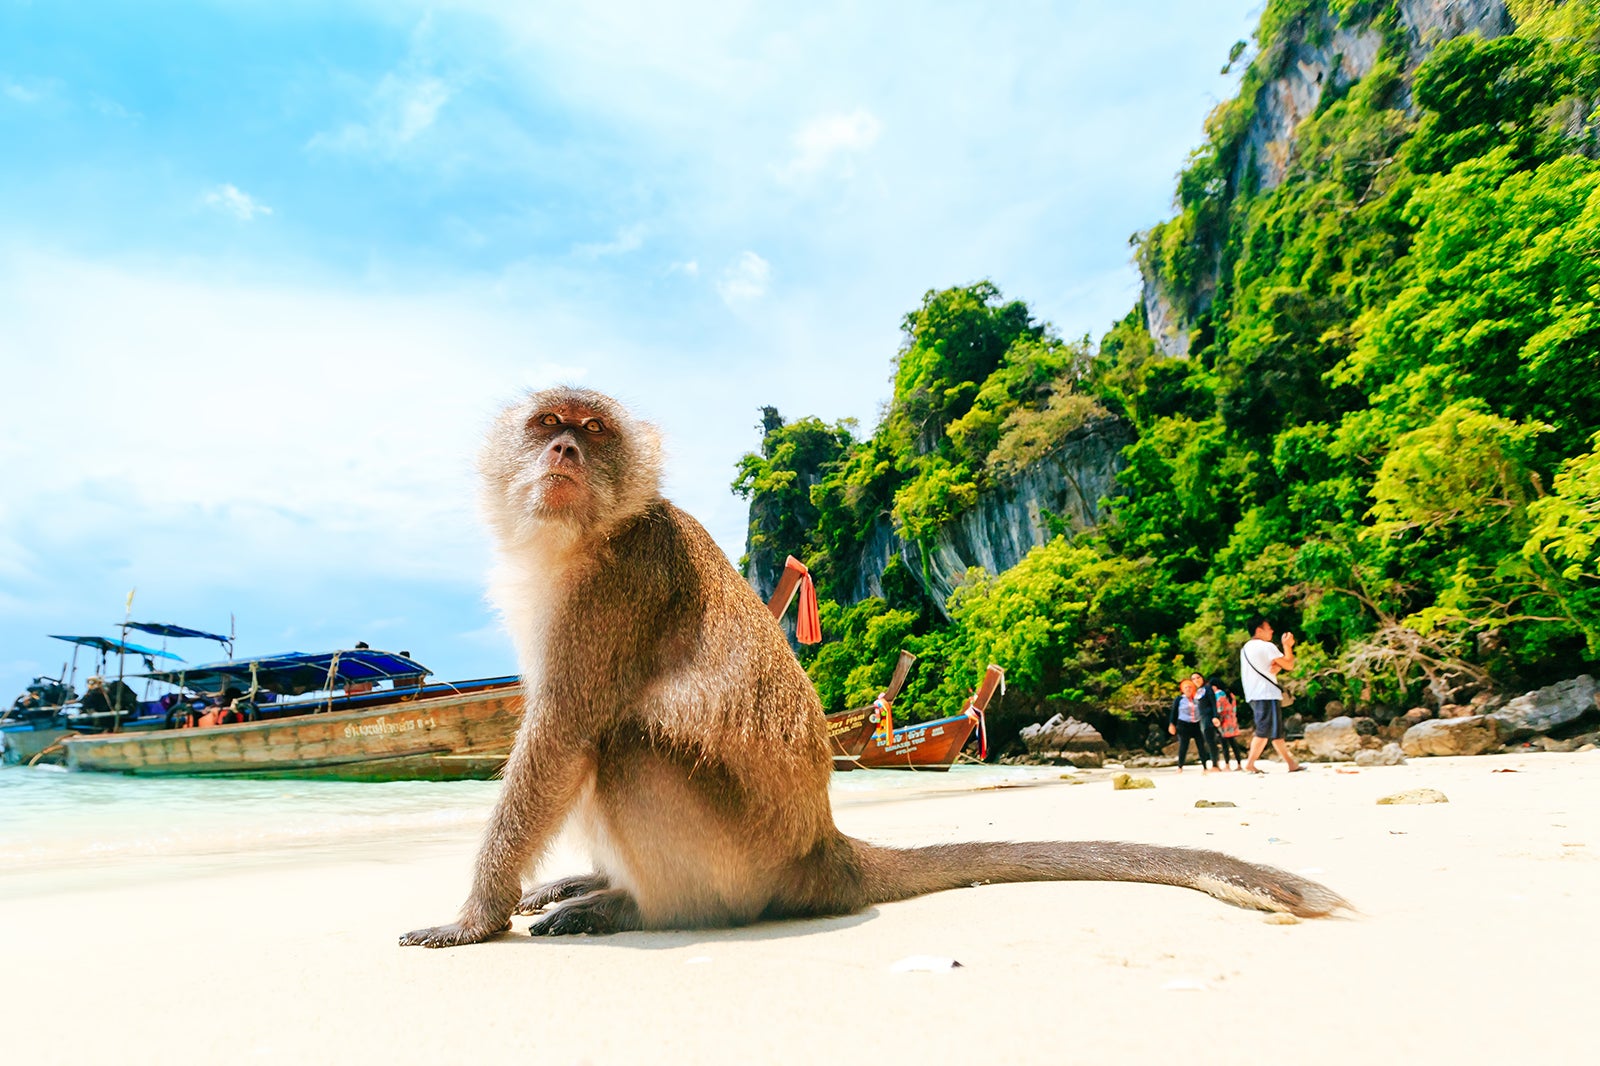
[398,919,511,949]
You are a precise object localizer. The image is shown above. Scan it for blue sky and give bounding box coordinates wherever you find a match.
[0,1,1261,699]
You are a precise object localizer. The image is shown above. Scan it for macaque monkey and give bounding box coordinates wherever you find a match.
[401,388,1345,947]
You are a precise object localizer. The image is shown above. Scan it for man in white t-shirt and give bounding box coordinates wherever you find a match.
[1239,614,1303,774]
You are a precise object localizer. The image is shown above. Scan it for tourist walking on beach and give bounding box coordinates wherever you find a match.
[1211,680,1245,770]
[1168,677,1214,773]
[1240,615,1303,774]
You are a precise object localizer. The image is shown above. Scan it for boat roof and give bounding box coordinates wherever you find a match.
[49,635,185,661]
[139,648,432,696]
[125,621,231,645]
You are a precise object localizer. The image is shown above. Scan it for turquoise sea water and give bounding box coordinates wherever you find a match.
[0,763,1064,900]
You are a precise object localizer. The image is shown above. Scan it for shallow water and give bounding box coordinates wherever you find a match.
[0,763,1065,899]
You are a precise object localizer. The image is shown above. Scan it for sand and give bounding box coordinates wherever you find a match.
[3,750,1596,1065]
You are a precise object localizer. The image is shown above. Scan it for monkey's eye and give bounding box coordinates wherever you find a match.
[581,418,604,434]
[539,413,560,427]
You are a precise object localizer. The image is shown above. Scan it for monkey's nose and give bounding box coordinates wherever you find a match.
[546,437,583,466]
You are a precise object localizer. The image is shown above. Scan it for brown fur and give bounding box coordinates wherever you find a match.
[400,388,1347,948]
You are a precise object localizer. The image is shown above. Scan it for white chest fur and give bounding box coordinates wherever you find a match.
[487,530,580,692]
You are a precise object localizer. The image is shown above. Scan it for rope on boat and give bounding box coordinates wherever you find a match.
[27,738,68,767]
[322,651,341,714]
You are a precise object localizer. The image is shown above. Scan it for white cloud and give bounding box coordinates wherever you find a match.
[3,79,44,104]
[715,251,770,305]
[308,73,453,158]
[671,260,700,277]
[203,184,273,221]
[573,223,645,259]
[777,108,883,183]
[88,94,136,120]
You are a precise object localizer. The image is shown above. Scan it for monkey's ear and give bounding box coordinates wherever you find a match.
[633,420,666,484]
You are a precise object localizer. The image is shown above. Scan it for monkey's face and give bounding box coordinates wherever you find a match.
[480,387,663,545]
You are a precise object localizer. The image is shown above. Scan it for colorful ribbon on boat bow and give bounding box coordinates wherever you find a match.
[873,692,894,747]
[964,698,987,760]
[963,665,1005,761]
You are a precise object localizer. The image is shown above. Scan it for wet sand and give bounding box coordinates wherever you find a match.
[3,751,1595,1064]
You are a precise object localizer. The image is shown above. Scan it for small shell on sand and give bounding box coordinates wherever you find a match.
[1263,913,1300,925]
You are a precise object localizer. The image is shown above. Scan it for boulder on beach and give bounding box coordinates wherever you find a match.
[1123,754,1177,769]
[1489,675,1598,743]
[1049,750,1105,768]
[1304,716,1382,761]
[1527,730,1600,753]
[1401,715,1500,757]
[1021,714,1107,753]
[1112,772,1154,790]
[1354,743,1405,767]
[1304,716,1359,759]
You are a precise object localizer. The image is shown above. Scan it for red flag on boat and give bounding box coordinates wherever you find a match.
[795,568,820,645]
[767,556,822,645]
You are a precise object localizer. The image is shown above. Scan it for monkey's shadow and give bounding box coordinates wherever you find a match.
[491,910,881,951]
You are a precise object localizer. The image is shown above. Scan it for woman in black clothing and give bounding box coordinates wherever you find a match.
[1190,671,1220,767]
[1167,677,1215,772]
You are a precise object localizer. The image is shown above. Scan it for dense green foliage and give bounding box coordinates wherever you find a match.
[739,1,1600,735]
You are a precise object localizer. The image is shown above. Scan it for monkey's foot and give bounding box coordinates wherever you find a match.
[398,920,511,948]
[527,889,642,937]
[515,873,610,915]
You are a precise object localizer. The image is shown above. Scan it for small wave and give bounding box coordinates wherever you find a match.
[0,769,500,879]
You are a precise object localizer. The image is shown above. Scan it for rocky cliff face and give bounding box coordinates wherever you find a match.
[1240,0,1510,193]
[847,418,1134,615]
[748,3,1516,615]
[1145,0,1512,354]
[1142,272,1192,360]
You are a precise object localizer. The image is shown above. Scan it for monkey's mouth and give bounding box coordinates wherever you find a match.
[533,469,587,510]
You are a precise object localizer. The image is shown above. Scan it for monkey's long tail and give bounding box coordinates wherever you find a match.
[850,839,1349,918]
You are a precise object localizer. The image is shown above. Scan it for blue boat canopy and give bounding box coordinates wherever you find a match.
[49,635,185,661]
[125,621,231,645]
[139,649,431,696]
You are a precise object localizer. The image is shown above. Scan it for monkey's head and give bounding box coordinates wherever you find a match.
[479,387,663,546]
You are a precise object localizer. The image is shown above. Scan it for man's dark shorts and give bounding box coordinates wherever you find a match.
[1250,699,1283,741]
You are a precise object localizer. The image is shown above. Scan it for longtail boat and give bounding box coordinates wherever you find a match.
[823,705,879,767]
[4,625,227,765]
[762,557,922,771]
[824,650,917,771]
[59,648,523,781]
[857,664,1005,771]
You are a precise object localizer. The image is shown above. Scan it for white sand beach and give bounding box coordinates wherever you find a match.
[4,751,1596,1065]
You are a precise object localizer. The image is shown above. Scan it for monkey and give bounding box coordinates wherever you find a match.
[400,387,1347,948]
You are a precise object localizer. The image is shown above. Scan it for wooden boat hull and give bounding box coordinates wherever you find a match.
[855,712,977,771]
[62,686,522,781]
[822,705,881,771]
[1,724,71,765]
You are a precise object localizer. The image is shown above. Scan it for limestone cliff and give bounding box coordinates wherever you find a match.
[745,416,1133,618]
[1240,0,1511,192]
[855,419,1132,614]
[1143,0,1512,356]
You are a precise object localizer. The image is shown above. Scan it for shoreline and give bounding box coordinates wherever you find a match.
[2,751,1595,1064]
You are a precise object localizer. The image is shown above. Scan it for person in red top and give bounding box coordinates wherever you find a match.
[1211,680,1244,770]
